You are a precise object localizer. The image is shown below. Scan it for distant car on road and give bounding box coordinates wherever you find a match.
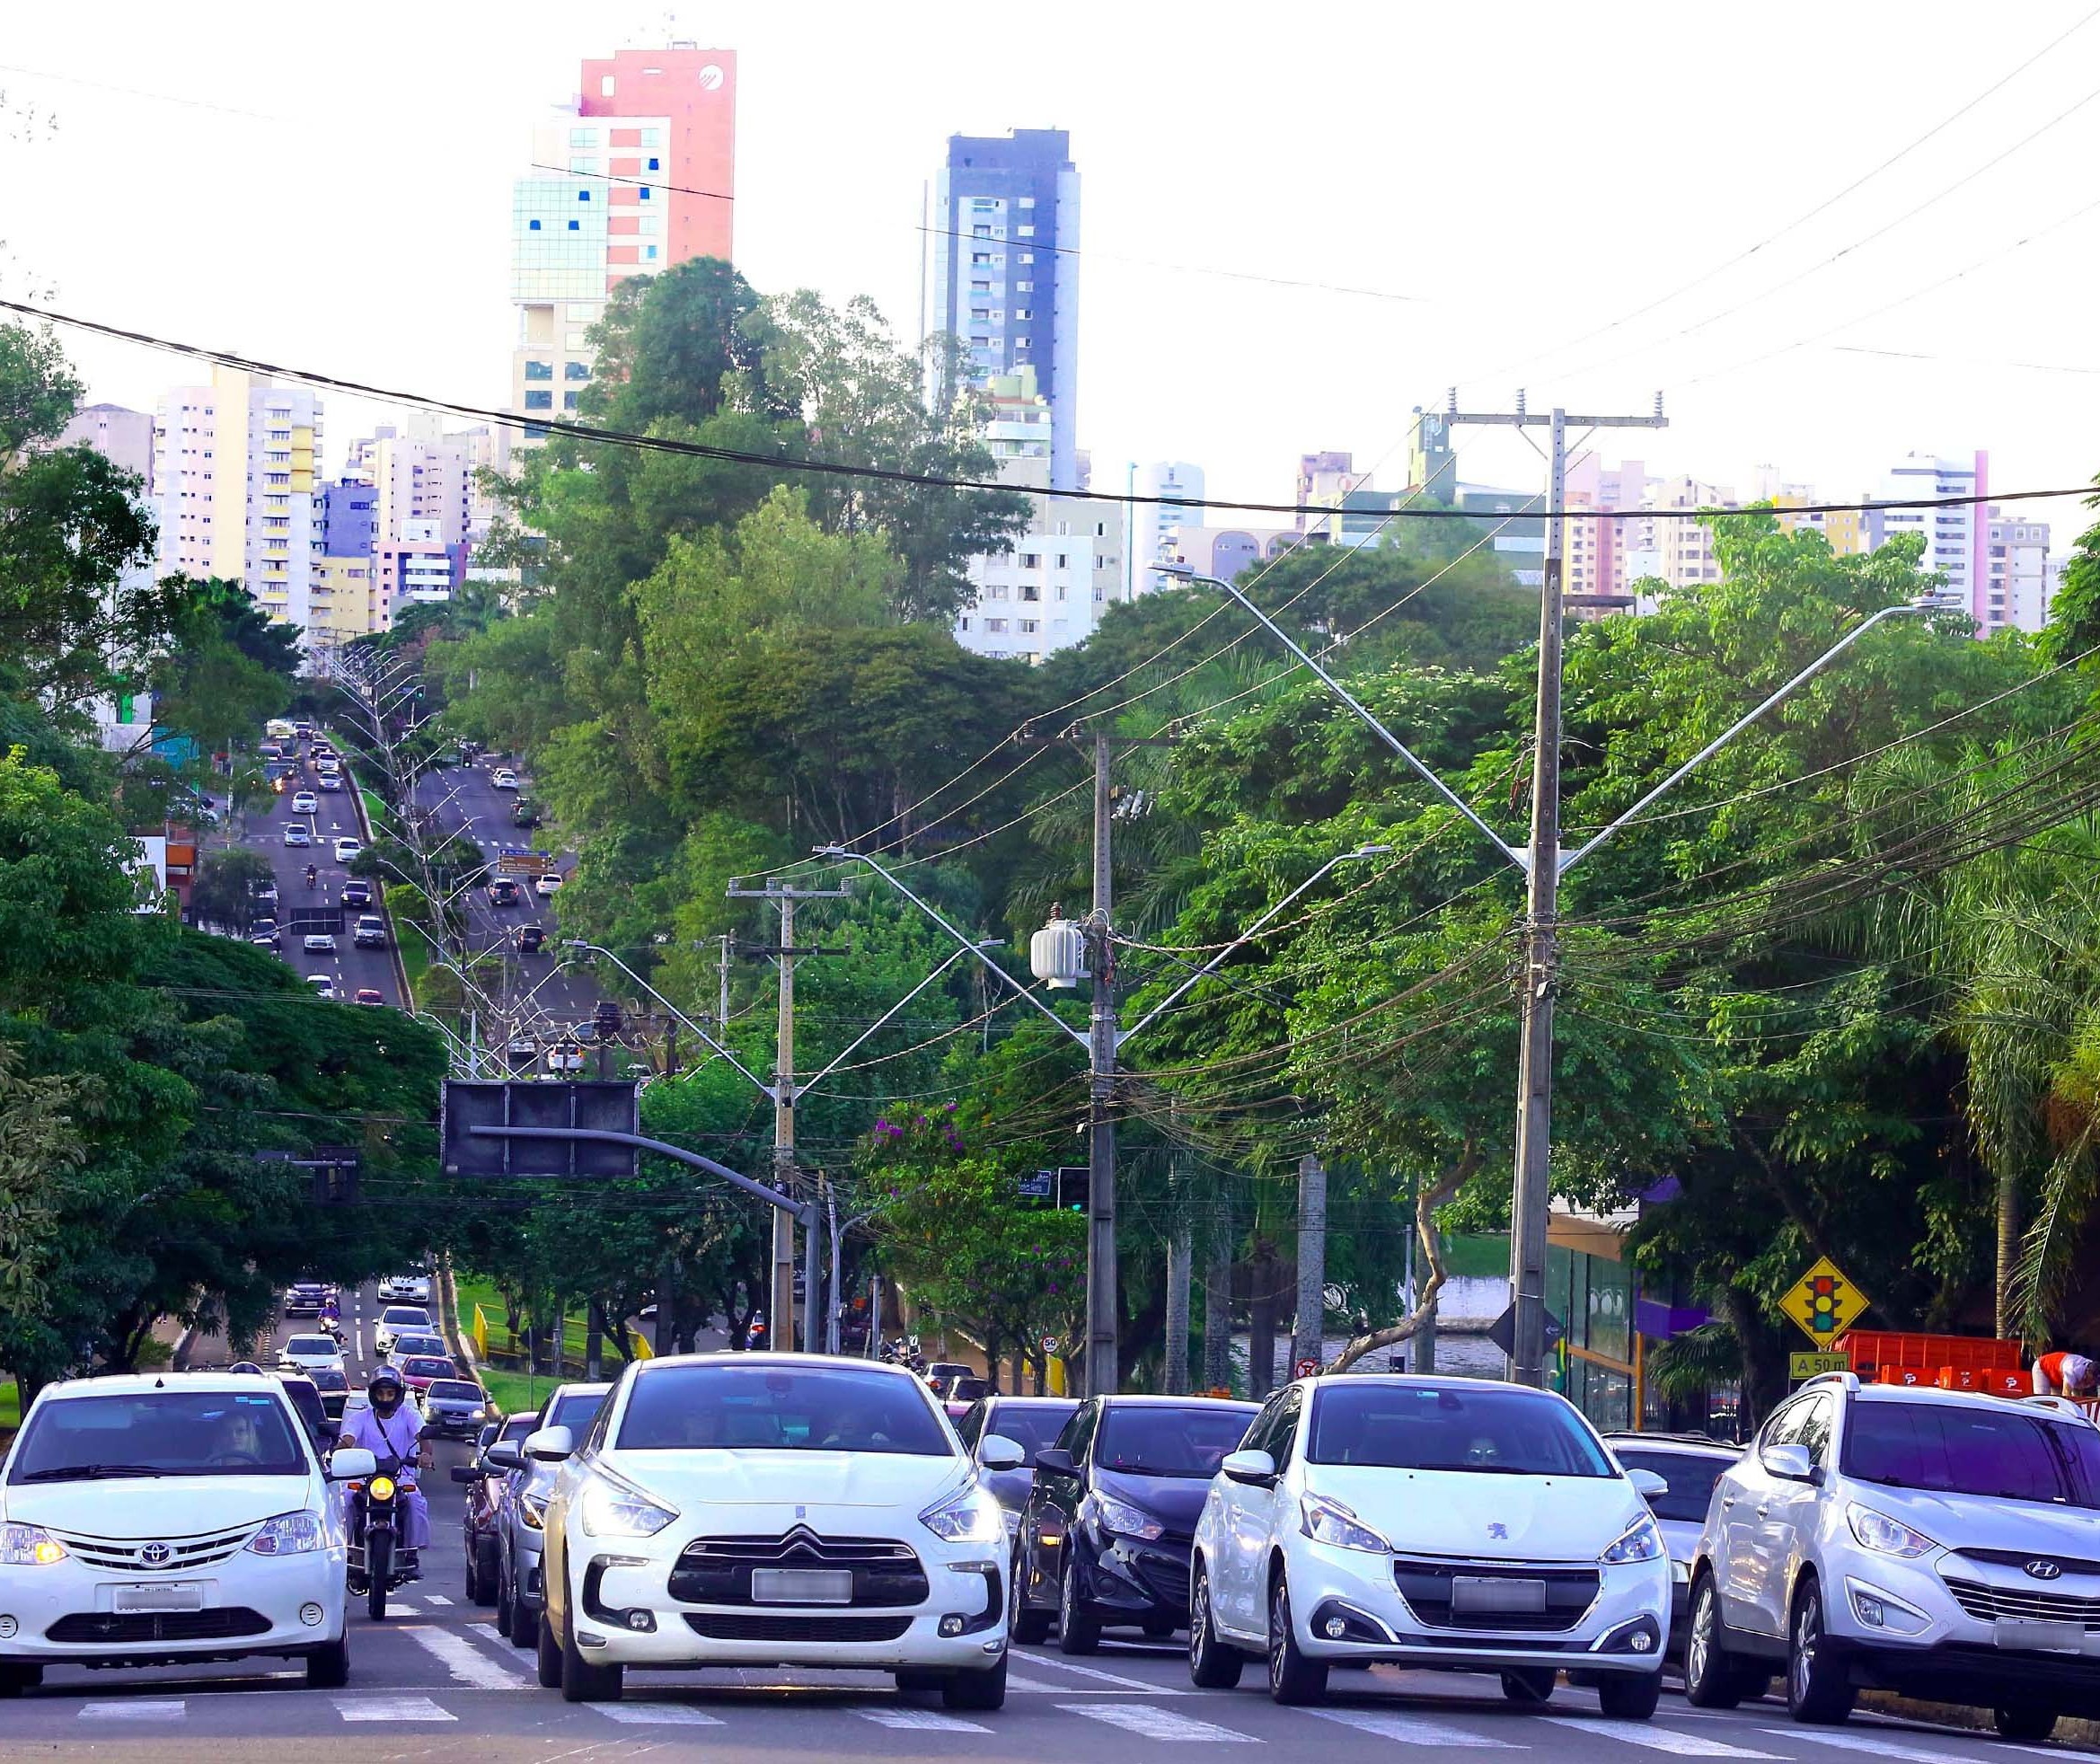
[284,824,312,847]
[510,798,541,828]
[490,768,519,790]
[379,1271,433,1305]
[251,880,278,905]
[487,877,521,908]
[283,1282,326,1317]
[303,932,337,954]
[318,773,343,791]
[251,921,280,947]
[545,1043,585,1073]
[306,975,336,999]
[277,1332,346,1378]
[373,1305,434,1356]
[354,987,384,1007]
[507,1034,537,1059]
[534,872,563,897]
[1601,1431,1742,1660]
[291,790,318,814]
[516,924,546,954]
[309,1363,350,1424]
[424,1378,492,1440]
[333,837,362,864]
[353,913,388,948]
[340,878,373,907]
[384,1331,448,1366]
[397,1354,455,1397]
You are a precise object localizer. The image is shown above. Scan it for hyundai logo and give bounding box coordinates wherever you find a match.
[139,1542,171,1566]
[2025,1559,2064,1581]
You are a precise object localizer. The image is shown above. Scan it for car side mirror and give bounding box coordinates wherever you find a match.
[979,1433,1027,1473]
[1222,1449,1278,1487]
[525,1424,574,1463]
[1627,1468,1668,1498]
[330,1447,377,1481]
[1034,1446,1076,1476]
[483,1440,525,1471]
[1760,1442,1815,1483]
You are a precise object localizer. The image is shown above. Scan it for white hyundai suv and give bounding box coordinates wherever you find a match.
[0,1372,374,1694]
[528,1354,1023,1709]
[1190,1374,1672,1717]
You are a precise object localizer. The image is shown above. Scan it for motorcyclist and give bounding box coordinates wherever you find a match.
[335,1368,431,1569]
[304,864,318,888]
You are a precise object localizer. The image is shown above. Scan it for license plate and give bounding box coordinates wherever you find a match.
[1995,1618,2085,1653]
[113,1583,206,1614]
[750,1567,853,1605]
[1451,1576,1549,1615]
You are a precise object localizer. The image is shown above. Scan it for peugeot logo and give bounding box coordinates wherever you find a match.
[1487,1522,1510,1540]
[2025,1559,2064,1581]
[138,1542,171,1566]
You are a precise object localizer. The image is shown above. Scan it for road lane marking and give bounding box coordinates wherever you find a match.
[1007,1671,1108,1693]
[405,1624,526,1688]
[336,1694,456,1722]
[852,1704,992,1732]
[1020,1654,1190,1692]
[595,1703,728,1724]
[1771,1730,2017,1762]
[1545,1718,1779,1758]
[79,1700,185,1721]
[1310,1707,1522,1747]
[1062,1702,1258,1742]
[423,1593,454,1607]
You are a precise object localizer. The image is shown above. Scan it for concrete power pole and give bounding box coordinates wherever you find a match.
[1086,731,1119,1398]
[1292,1154,1327,1376]
[1204,1201,1232,1392]
[1164,1131,1192,1395]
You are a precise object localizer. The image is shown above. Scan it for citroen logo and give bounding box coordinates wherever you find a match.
[139,1542,171,1566]
[1487,1522,1510,1540]
[2025,1559,2064,1581]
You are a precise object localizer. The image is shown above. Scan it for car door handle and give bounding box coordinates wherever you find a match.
[1720,1495,1736,1508]
[1755,1505,1769,1520]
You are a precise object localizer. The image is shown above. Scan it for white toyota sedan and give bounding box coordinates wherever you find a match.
[0,1372,370,1693]
[1190,1373,1672,1717]
[278,1334,346,1378]
[529,1354,1021,1709]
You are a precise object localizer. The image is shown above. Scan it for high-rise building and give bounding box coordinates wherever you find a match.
[507,46,737,442]
[316,480,378,559]
[1874,452,1987,621]
[927,128,1081,492]
[378,516,463,615]
[51,403,154,491]
[1129,462,1205,596]
[1984,507,2053,633]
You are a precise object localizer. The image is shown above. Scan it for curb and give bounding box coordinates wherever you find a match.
[1863,1689,2099,1746]
[437,1260,478,1374]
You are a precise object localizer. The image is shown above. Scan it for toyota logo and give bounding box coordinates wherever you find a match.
[138,1542,171,1566]
[2025,1559,2064,1581]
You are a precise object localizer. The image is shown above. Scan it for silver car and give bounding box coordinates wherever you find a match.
[1684,1372,2100,1742]
[490,1381,610,1649]
[1601,1432,1743,1659]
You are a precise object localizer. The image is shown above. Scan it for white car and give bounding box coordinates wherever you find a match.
[1189,1373,1672,1717]
[0,1372,363,1691]
[534,873,563,897]
[545,1044,585,1073]
[490,769,519,790]
[530,1353,1020,1708]
[373,1307,434,1357]
[278,1333,346,1378]
[378,1272,432,1306]
[302,932,336,954]
[333,838,362,864]
[291,790,318,815]
[306,975,335,1000]
[283,825,312,848]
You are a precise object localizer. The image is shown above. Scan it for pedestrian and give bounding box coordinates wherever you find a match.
[2032,1348,2097,1398]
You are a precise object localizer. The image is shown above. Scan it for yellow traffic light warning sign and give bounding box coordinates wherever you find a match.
[1780,1257,1867,1347]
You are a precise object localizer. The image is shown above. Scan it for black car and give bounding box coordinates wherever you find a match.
[340,878,374,908]
[284,1281,326,1317]
[1011,1393,1258,1652]
[454,1412,536,1607]
[488,877,521,908]
[516,924,546,954]
[956,1395,1077,1539]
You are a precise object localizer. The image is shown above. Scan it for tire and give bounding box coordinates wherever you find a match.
[0,1662,42,1698]
[507,1582,540,1651]
[1596,1671,1662,1721]
[1187,1565,1245,1690]
[1008,1546,1051,1645]
[494,1549,516,1636]
[1142,1613,1178,1640]
[1056,1553,1101,1655]
[1785,1578,1855,1725]
[535,1597,562,1689]
[1266,1572,1328,1706]
[464,1539,484,1605]
[559,1599,624,1704]
[1994,1707,2059,1742]
[942,1653,1009,1711]
[366,1530,393,1622]
[894,1669,944,1693]
[305,1636,351,1689]
[1500,1668,1556,1706]
[1682,1574,1745,1709]
[472,1543,499,1609]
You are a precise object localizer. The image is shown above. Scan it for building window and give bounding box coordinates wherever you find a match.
[524,360,553,380]
[599,75,615,97]
[578,189,591,200]
[1017,225,1036,237]
[986,618,1008,632]
[648,156,660,171]
[640,128,661,147]
[1055,584,1068,601]
[639,185,651,200]
[568,219,581,231]
[988,584,1010,600]
[524,391,553,410]
[958,617,971,631]
[1019,196,1036,208]
[1015,280,1033,292]
[1020,585,1040,602]
[971,280,991,294]
[563,392,581,410]
[1018,252,1034,264]
[645,245,658,259]
[1013,308,1031,320]
[564,361,590,380]
[1020,552,1040,568]
[529,218,543,231]
[1019,619,1038,633]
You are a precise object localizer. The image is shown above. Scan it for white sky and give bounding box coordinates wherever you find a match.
[4,0,2097,535]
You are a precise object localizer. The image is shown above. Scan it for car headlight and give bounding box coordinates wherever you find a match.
[1085,1493,1167,1543]
[247,1511,326,1556]
[920,1484,1007,1545]
[1600,1512,1665,1565]
[0,1523,68,1566]
[1299,1494,1390,1554]
[1847,1504,1937,1558]
[578,1474,675,1539]
[516,1493,549,1531]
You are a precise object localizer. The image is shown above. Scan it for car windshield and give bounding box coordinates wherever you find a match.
[393,1336,446,1356]
[616,1363,951,1455]
[311,1369,348,1392]
[1842,1402,2100,1508]
[986,1402,1076,1467]
[1614,1449,1733,1521]
[383,1310,429,1327]
[1307,1383,1617,1477]
[550,1389,609,1434]
[285,1336,336,1355]
[1096,1404,1258,1477]
[429,1381,484,1402]
[9,1390,309,1481]
[401,1358,454,1380]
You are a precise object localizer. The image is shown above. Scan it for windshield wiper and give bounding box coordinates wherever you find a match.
[16,1464,173,1482]
[1107,1464,1205,1478]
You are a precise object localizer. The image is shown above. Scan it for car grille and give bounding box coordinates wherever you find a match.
[1391,1557,1601,1632]
[47,1525,254,1574]
[1129,1547,1192,1611]
[48,1608,270,1645]
[1943,1577,2100,1627]
[668,1529,929,1609]
[682,1612,913,1644]
[1954,1547,2100,1577]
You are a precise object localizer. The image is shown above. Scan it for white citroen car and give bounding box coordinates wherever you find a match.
[0,1372,371,1694]
[1190,1373,1672,1717]
[529,1354,1021,1709]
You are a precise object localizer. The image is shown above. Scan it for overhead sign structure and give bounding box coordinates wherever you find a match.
[1779,1257,1868,1348]
[1790,1351,1851,1381]
[442,1080,640,1178]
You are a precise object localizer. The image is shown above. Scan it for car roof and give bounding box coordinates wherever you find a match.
[635,1352,914,1381]
[38,1373,287,1399]
[1097,1392,1259,1409]
[1847,1380,2059,1417]
[989,1396,1076,1408]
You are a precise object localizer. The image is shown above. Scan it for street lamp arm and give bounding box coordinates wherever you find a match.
[1558,600,1933,876]
[796,942,984,1099]
[562,940,772,1098]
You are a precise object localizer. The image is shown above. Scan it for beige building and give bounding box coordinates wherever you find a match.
[308,553,387,648]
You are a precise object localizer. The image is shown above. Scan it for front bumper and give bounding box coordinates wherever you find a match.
[0,1544,347,1665]
[1278,1540,1671,1677]
[427,1410,485,1436]
[1072,1530,1194,1626]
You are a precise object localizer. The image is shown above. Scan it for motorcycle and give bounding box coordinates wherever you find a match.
[345,1454,420,1621]
[304,865,318,889]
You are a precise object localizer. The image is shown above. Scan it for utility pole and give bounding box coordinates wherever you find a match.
[1293,1153,1327,1376]
[1086,731,1119,1398]
[1164,1117,1192,1395]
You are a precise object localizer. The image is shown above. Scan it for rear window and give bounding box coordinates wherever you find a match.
[1614,1449,1733,1522]
[1307,1383,1616,1477]
[616,1364,950,1455]
[1843,1401,2100,1508]
[429,1381,485,1402]
[311,1369,349,1392]
[401,1358,454,1380]
[286,1336,337,1355]
[1096,1403,1258,1478]
[383,1309,430,1327]
[986,1401,1077,1467]
[551,1389,609,1434]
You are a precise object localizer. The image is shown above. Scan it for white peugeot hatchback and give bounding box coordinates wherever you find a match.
[0,1373,373,1693]
[1190,1374,1672,1717]
[529,1354,1022,1710]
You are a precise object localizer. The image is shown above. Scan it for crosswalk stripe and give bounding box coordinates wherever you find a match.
[335,1695,456,1722]
[1008,1671,1105,1693]
[1543,1717,1779,1758]
[1062,1702,1259,1742]
[423,1593,454,1607]
[853,1704,992,1733]
[79,1700,185,1721]
[1310,1707,1522,1748]
[1769,1728,1996,1762]
[405,1623,529,1688]
[594,1703,729,1725]
[1020,1654,1190,1693]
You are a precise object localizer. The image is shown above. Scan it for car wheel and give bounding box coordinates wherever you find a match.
[1009,1544,1051,1645]
[472,1543,499,1610]
[1499,1668,1556,1706]
[1266,1571,1328,1706]
[508,1586,540,1652]
[894,1668,943,1694]
[1057,1552,1102,1654]
[1681,1574,1744,1709]
[305,1635,351,1689]
[1187,1564,1245,1689]
[1595,1671,1662,1721]
[1993,1706,2058,1742]
[494,1550,515,1636]
[942,1653,1008,1711]
[0,1662,43,1698]
[463,1539,483,1604]
[535,1593,562,1689]
[1785,1578,1855,1724]
[1142,1612,1178,1640]
[559,1592,623,1703]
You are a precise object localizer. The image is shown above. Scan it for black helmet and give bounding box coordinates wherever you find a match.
[367,1368,404,1398]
